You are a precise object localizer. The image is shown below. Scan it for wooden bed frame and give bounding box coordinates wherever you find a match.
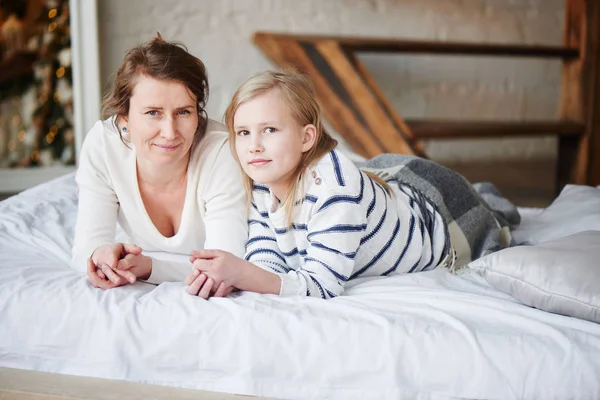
[253,0,600,192]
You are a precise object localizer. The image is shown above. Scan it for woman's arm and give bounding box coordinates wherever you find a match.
[200,143,249,257]
[70,122,120,273]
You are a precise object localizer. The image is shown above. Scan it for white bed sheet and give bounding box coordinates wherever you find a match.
[1,174,600,400]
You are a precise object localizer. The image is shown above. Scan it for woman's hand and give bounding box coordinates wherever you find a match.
[87,258,130,289]
[114,253,152,281]
[89,243,142,286]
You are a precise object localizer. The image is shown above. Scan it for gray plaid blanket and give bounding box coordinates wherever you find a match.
[358,154,520,270]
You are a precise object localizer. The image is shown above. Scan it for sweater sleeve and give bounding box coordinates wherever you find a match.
[244,196,290,275]
[199,141,249,258]
[279,182,368,298]
[70,121,118,274]
[144,258,193,284]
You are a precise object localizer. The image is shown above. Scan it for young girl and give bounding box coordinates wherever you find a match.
[185,70,451,299]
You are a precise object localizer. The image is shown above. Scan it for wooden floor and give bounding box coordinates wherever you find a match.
[0,367,274,400]
[444,159,556,208]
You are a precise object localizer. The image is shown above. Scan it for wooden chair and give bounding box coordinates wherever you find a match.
[253,0,599,191]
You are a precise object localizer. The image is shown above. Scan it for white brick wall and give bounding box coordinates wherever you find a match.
[98,0,565,163]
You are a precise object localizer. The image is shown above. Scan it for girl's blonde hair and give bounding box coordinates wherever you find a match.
[224,69,389,226]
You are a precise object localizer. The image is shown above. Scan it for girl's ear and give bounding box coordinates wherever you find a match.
[301,124,317,153]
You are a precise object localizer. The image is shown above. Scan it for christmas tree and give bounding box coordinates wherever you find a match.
[0,0,74,168]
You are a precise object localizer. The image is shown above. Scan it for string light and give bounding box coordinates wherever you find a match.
[18,130,26,142]
[48,22,57,32]
[48,9,58,18]
[31,150,40,162]
[49,125,58,133]
[46,133,55,144]
[56,67,65,78]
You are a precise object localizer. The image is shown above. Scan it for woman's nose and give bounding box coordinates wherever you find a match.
[161,118,177,139]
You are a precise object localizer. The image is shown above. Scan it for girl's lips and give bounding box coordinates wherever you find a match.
[249,159,271,167]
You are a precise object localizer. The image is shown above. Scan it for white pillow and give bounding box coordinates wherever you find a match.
[512,184,600,245]
[470,231,600,324]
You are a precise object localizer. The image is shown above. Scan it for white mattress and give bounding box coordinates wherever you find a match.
[1,173,599,400]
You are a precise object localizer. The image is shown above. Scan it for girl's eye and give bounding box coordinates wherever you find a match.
[264,127,276,134]
[237,130,249,136]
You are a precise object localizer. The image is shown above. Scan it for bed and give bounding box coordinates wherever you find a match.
[1,172,600,400]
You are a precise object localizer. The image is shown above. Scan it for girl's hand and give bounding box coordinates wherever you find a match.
[190,249,245,289]
[184,270,234,299]
[187,250,281,297]
[184,250,243,299]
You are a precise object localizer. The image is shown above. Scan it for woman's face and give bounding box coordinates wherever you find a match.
[124,75,199,168]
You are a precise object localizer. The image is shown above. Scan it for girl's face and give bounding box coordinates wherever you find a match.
[123,75,199,169]
[233,89,316,200]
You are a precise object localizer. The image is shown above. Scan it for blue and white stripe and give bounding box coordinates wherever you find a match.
[245,149,447,298]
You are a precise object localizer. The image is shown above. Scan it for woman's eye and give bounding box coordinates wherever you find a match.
[178,109,191,115]
[147,110,159,116]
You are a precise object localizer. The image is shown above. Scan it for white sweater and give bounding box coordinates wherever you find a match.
[70,118,248,284]
[246,149,448,298]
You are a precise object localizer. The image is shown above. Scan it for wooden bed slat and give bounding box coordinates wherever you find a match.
[254,32,580,58]
[254,34,420,158]
[406,120,585,139]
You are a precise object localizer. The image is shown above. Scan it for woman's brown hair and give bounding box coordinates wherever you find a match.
[102,33,209,145]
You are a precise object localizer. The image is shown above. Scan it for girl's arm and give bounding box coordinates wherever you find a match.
[278,188,368,298]
[190,250,281,294]
[193,186,369,298]
[243,195,292,275]
[187,187,289,295]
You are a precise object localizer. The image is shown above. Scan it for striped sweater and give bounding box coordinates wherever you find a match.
[245,149,448,298]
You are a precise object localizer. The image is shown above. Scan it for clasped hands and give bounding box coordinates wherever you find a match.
[88,244,243,299]
[184,250,246,299]
[87,243,152,289]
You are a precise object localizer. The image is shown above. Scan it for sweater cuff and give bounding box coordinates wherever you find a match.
[278,272,305,297]
[144,258,192,285]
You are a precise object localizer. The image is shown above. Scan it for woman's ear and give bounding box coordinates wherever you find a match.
[301,124,317,153]
[117,115,128,129]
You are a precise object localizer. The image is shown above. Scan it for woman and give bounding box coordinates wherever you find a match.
[70,34,247,297]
